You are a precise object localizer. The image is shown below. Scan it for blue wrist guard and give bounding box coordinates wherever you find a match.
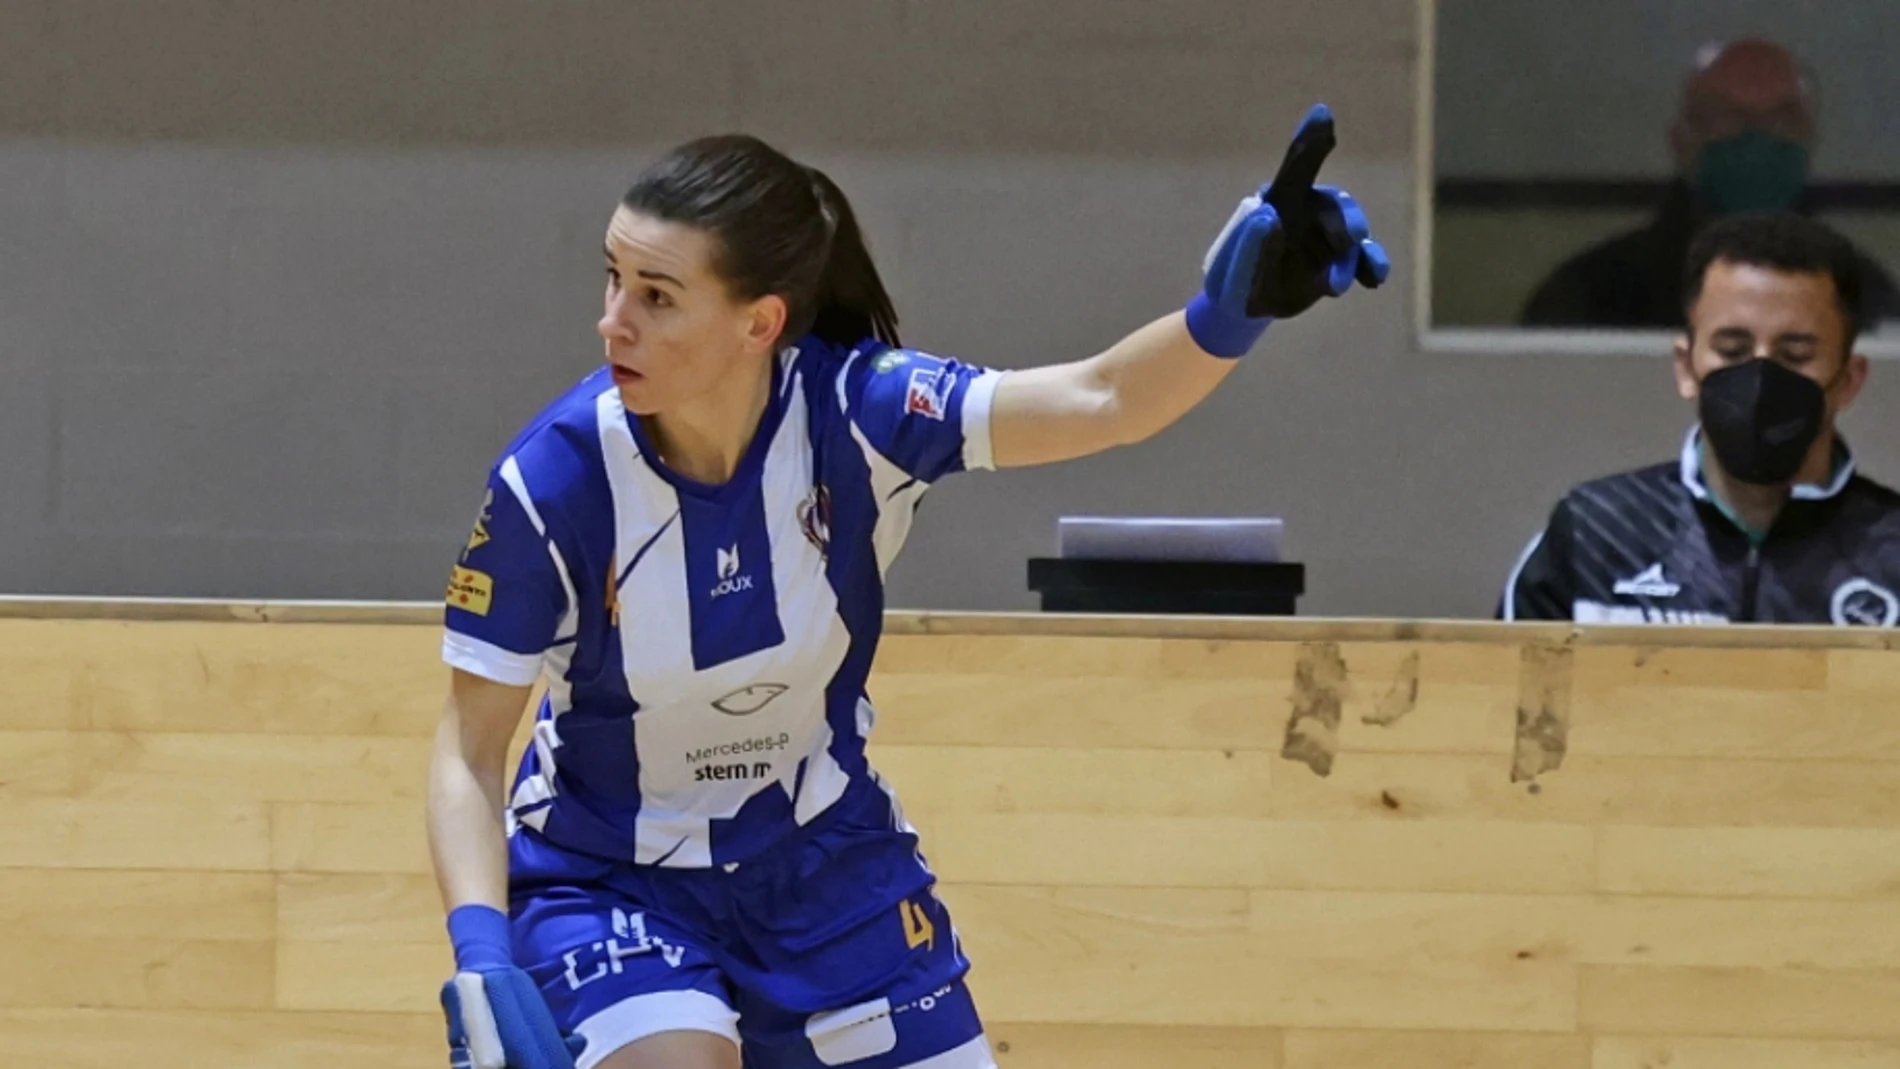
[448,904,514,972]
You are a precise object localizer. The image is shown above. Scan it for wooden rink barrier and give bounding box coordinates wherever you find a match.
[2,599,1899,1068]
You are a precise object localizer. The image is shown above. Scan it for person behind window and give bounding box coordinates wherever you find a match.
[1520,37,1900,329]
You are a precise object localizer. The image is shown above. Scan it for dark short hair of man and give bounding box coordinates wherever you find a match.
[1682,212,1866,342]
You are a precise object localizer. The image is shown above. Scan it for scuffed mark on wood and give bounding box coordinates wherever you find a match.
[1363,650,1421,726]
[1283,642,1347,777]
[1512,642,1573,783]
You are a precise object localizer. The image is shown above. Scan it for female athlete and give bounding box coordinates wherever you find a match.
[427,105,1387,1069]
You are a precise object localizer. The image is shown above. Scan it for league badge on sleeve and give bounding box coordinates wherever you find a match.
[904,367,951,421]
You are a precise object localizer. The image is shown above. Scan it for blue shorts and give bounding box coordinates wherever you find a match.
[506,782,995,1069]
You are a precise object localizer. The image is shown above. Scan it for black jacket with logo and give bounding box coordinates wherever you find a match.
[1499,431,1900,627]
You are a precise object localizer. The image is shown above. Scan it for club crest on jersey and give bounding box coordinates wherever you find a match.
[1831,578,1899,627]
[799,484,832,557]
[872,350,911,374]
[710,544,754,598]
[904,367,952,422]
[462,489,492,560]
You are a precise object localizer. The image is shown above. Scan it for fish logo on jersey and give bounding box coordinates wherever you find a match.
[904,367,952,421]
[872,350,911,374]
[712,683,789,717]
[798,484,832,558]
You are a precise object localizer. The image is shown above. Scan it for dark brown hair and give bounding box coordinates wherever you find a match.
[622,134,900,348]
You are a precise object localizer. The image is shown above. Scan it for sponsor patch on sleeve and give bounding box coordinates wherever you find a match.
[446,565,494,616]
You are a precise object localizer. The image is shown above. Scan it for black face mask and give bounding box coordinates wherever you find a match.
[1697,359,1829,486]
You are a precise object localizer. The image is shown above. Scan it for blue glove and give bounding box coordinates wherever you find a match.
[1186,103,1393,357]
[441,905,586,1069]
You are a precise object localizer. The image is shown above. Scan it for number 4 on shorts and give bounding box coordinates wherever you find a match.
[899,899,935,952]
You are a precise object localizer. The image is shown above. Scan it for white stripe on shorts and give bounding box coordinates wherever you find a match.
[573,990,740,1069]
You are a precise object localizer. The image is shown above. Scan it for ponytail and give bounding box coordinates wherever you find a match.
[622,135,901,350]
[805,167,902,349]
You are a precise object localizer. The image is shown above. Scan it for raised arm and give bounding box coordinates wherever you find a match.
[987,104,1389,470]
[987,311,1237,467]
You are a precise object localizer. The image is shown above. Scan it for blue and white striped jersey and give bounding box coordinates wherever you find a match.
[441,337,1000,868]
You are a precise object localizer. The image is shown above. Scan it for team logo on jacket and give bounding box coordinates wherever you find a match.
[905,367,951,421]
[799,484,832,557]
[1613,563,1681,598]
[1831,579,1899,627]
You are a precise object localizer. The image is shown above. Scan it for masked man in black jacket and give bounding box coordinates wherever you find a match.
[1501,212,1900,626]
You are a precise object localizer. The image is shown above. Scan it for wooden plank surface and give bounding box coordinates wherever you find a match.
[276,874,445,943]
[1596,826,1900,899]
[0,799,273,871]
[0,1008,441,1069]
[0,730,432,802]
[0,869,275,940]
[0,619,446,736]
[1580,966,1900,1038]
[271,802,432,875]
[0,935,275,1010]
[1592,1037,1900,1069]
[277,941,449,1014]
[1269,751,1900,827]
[917,813,1597,893]
[1283,1029,1592,1069]
[873,745,1278,818]
[989,1024,1282,1068]
[1,608,1897,1067]
[2,596,1895,650]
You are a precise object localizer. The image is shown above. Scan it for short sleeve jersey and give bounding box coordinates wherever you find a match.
[441,338,1002,868]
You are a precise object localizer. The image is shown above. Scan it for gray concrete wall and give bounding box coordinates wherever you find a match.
[4,0,1896,619]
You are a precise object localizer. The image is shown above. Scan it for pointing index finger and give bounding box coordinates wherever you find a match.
[1267,103,1335,210]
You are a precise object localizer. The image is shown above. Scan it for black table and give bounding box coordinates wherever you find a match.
[1026,557,1306,616]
